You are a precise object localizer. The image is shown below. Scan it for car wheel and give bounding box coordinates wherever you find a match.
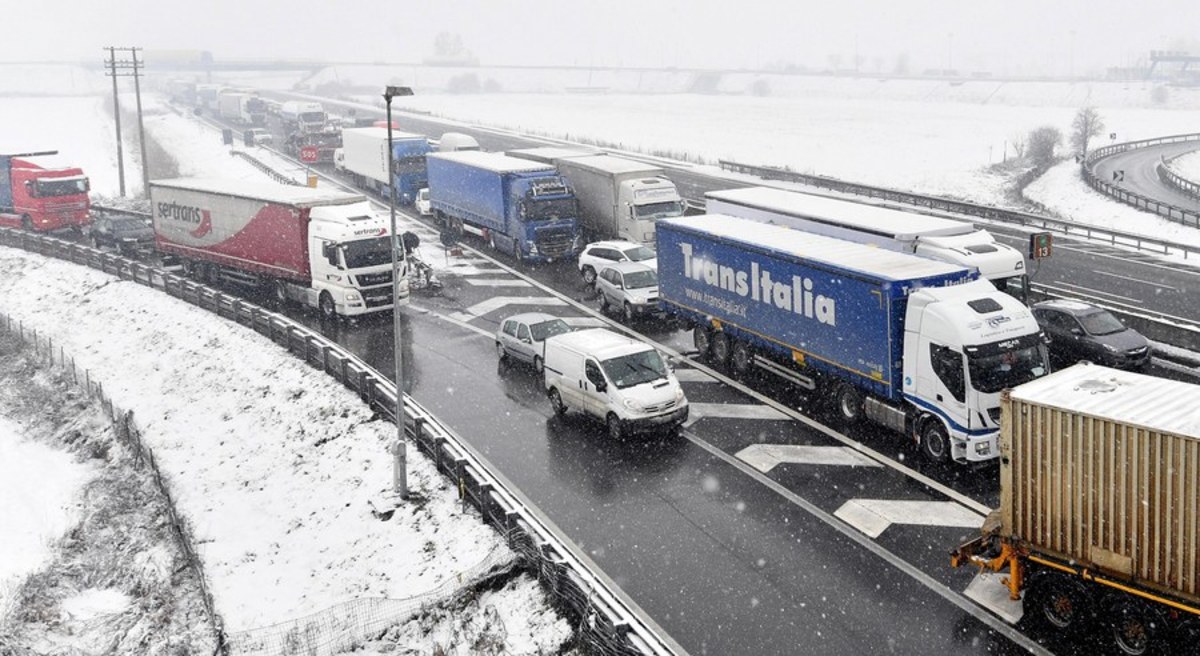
[319,291,337,320]
[693,325,712,357]
[599,292,610,312]
[606,413,624,440]
[534,355,544,374]
[921,420,950,463]
[623,302,635,323]
[582,266,597,285]
[496,341,508,363]
[548,388,567,417]
[731,340,753,375]
[710,332,732,365]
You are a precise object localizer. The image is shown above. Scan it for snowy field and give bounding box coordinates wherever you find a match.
[1172,150,1200,182]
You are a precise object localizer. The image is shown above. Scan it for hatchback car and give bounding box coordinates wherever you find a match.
[1031,299,1151,371]
[88,215,155,254]
[595,262,662,322]
[578,240,656,285]
[496,312,572,373]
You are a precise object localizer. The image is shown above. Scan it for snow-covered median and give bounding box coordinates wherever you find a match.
[0,246,568,649]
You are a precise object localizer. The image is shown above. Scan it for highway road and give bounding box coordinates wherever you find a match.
[1092,140,1200,213]
[172,98,1200,654]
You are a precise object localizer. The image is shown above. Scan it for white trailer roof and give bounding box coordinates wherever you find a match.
[507,146,601,162]
[1010,362,1200,439]
[429,150,555,174]
[558,154,664,176]
[150,178,365,207]
[663,214,969,282]
[341,127,425,141]
[706,187,972,240]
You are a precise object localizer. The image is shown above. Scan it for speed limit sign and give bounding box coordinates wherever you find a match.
[299,146,319,163]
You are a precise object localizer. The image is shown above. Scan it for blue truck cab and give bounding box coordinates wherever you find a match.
[391,136,433,205]
[427,151,580,263]
[657,214,1049,465]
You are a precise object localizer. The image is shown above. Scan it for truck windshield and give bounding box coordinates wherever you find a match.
[525,198,577,222]
[340,237,394,269]
[300,112,324,122]
[35,177,89,197]
[396,157,427,175]
[601,350,668,389]
[634,200,684,220]
[967,339,1048,394]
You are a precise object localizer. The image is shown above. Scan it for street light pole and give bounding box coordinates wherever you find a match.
[383,85,413,501]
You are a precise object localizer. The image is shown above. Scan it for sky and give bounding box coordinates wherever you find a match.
[4,0,1200,77]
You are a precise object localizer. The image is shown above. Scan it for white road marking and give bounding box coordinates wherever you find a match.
[834,499,984,539]
[442,266,511,276]
[448,296,568,322]
[964,571,1025,625]
[1051,280,1143,304]
[673,369,716,383]
[1094,269,1179,291]
[682,402,789,427]
[464,278,533,287]
[736,444,883,472]
[405,303,494,338]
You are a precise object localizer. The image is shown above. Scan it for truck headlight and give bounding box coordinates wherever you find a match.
[345,291,362,302]
[975,442,990,455]
[529,244,539,255]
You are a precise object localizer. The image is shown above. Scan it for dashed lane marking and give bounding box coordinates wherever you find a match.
[737,444,883,472]
[834,499,984,539]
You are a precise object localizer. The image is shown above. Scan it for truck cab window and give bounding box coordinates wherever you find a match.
[930,344,966,402]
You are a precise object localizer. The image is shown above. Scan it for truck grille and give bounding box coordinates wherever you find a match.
[356,271,392,286]
[536,228,575,258]
[363,287,393,308]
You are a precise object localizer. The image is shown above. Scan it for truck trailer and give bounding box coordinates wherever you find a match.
[656,214,1048,464]
[149,178,406,319]
[280,101,327,134]
[0,153,90,232]
[218,91,245,122]
[705,187,1029,300]
[335,127,431,204]
[953,362,1200,653]
[508,149,683,246]
[427,151,581,264]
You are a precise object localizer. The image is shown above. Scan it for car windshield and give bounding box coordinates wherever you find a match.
[1078,310,1126,336]
[340,237,393,268]
[601,350,668,389]
[621,245,656,262]
[622,269,657,289]
[967,343,1048,394]
[529,319,570,341]
[633,200,684,220]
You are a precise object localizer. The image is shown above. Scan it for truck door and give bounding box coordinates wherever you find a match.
[920,341,970,432]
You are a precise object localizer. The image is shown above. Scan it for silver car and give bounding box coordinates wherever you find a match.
[496,312,572,373]
[578,240,657,285]
[595,262,661,322]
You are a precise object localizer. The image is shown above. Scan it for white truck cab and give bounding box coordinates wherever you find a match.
[543,328,688,439]
[901,279,1048,463]
[303,200,409,316]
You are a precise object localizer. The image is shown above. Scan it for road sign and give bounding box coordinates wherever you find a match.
[1029,232,1053,259]
[299,146,319,163]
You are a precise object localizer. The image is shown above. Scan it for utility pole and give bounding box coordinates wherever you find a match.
[103,47,125,197]
[104,47,149,197]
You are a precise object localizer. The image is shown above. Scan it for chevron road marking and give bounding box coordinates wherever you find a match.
[834,499,984,539]
[736,444,883,472]
[682,402,789,427]
[448,296,568,323]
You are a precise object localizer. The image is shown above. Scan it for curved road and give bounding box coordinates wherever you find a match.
[1092,140,1200,211]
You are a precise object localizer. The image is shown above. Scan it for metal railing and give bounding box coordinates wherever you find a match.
[0,227,682,656]
[230,150,303,186]
[716,159,1200,260]
[1081,133,1200,228]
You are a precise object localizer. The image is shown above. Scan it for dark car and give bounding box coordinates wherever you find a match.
[1031,299,1151,371]
[88,215,155,254]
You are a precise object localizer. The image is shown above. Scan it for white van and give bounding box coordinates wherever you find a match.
[543,328,688,439]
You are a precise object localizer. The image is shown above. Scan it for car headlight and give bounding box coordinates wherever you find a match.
[1102,343,1118,353]
[623,397,645,412]
[675,387,685,401]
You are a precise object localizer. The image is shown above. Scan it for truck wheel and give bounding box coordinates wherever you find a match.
[21,215,33,231]
[606,413,624,440]
[693,326,712,357]
[581,266,597,285]
[1025,573,1094,635]
[731,340,753,375]
[274,280,289,306]
[921,420,950,463]
[1107,599,1163,656]
[548,388,567,417]
[710,332,732,366]
[836,384,863,424]
[319,291,337,320]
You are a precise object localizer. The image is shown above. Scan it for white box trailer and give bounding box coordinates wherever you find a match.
[218,92,245,121]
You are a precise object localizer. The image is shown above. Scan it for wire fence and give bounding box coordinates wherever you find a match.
[0,229,682,656]
[0,312,226,655]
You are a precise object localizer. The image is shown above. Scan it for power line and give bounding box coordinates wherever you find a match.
[103,47,149,198]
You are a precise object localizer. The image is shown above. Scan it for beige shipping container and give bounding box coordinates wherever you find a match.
[1001,362,1200,603]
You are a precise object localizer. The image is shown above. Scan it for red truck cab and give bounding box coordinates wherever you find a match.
[0,155,91,232]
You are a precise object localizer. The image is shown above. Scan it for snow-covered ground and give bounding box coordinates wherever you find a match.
[1171,150,1200,183]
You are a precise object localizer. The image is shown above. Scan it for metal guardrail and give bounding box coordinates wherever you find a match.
[716,159,1200,260]
[230,149,302,186]
[1159,152,1200,202]
[0,227,681,656]
[1082,133,1200,228]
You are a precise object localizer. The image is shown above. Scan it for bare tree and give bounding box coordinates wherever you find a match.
[1028,126,1062,168]
[1070,107,1104,156]
[1009,133,1027,159]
